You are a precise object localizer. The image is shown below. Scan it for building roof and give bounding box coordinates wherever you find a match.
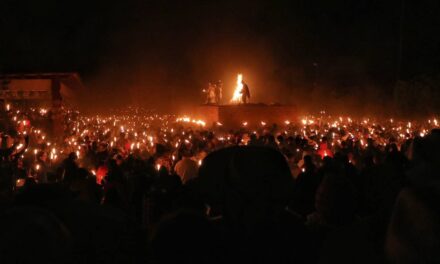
[0,72,85,90]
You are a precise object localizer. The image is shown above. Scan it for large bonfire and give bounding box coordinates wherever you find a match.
[230,73,243,104]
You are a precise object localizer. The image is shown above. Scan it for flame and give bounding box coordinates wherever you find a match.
[176,116,206,127]
[16,179,25,187]
[231,74,243,103]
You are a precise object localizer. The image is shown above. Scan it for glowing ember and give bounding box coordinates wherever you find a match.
[176,116,206,127]
[16,179,25,187]
[231,73,244,103]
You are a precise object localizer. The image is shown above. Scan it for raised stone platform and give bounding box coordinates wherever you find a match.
[195,104,298,128]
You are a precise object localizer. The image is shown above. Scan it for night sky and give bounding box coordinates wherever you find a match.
[1,0,439,112]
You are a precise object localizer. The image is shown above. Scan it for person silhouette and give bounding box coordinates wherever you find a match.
[215,80,222,104]
[241,80,250,104]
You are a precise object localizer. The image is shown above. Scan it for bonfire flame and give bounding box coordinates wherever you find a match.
[231,74,243,104]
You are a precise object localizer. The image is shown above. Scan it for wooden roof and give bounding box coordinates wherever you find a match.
[0,72,85,90]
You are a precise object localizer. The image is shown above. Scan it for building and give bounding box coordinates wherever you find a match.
[0,72,84,107]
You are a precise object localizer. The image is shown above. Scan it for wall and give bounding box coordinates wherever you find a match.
[196,104,298,128]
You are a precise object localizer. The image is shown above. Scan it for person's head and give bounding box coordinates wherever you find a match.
[37,151,47,162]
[267,134,276,143]
[114,154,123,166]
[386,182,440,263]
[181,148,193,158]
[0,134,7,147]
[91,141,98,151]
[17,158,24,168]
[341,140,347,148]
[277,135,284,143]
[98,142,107,152]
[388,143,398,153]
[155,144,167,157]
[195,146,293,232]
[0,207,72,264]
[68,152,77,161]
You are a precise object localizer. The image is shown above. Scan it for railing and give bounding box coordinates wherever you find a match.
[0,90,51,100]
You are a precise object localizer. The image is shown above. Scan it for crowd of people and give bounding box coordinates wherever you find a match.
[0,104,439,263]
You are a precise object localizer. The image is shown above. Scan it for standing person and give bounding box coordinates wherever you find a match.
[215,80,222,104]
[203,83,210,104]
[60,152,79,184]
[241,79,250,104]
[208,83,216,104]
[34,151,48,183]
[204,83,216,104]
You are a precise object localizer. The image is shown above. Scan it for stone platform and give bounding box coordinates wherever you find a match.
[195,104,298,128]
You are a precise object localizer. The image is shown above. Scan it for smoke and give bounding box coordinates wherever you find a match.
[76,1,395,116]
[3,1,439,116]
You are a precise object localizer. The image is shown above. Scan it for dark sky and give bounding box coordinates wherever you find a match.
[1,0,439,112]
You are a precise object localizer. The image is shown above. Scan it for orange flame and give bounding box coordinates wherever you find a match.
[231,74,243,103]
